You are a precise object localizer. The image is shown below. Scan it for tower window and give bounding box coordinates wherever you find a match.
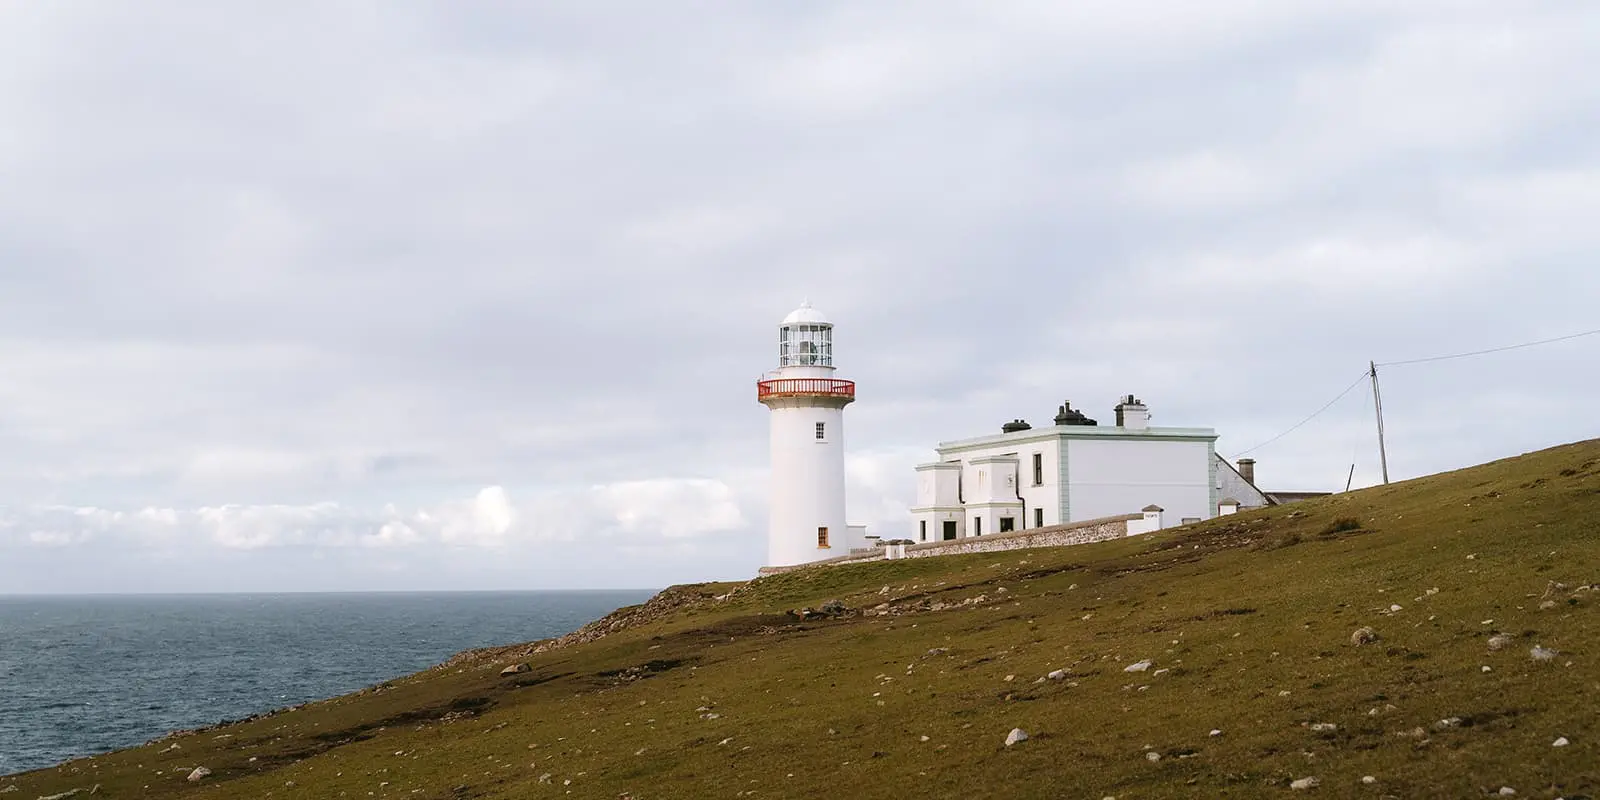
[919,520,927,541]
[817,526,830,548]
[973,517,982,536]
[1032,453,1043,486]
[815,422,825,440]
[1034,508,1044,527]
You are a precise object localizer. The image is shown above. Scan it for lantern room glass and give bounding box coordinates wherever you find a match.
[779,323,833,367]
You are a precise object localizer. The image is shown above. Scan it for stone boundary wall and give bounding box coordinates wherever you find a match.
[758,513,1142,576]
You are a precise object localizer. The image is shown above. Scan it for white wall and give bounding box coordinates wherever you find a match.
[1214,455,1270,508]
[766,400,848,566]
[1065,438,1212,525]
[931,438,1062,532]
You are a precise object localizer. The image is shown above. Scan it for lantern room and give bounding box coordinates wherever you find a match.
[778,300,834,368]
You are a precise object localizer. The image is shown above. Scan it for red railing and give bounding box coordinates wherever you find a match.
[757,378,856,400]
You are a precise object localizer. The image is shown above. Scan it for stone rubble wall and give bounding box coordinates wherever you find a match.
[758,514,1142,575]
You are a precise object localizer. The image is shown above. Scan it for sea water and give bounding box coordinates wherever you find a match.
[0,590,652,775]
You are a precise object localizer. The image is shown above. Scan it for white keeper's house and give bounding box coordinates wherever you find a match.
[910,396,1317,542]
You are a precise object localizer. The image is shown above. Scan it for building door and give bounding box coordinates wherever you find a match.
[942,520,957,541]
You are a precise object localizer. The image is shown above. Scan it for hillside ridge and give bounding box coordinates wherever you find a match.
[5,438,1597,799]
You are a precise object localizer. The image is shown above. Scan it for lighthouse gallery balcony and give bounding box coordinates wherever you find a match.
[756,378,856,401]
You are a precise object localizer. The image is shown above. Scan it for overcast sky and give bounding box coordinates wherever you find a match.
[1,1,1595,593]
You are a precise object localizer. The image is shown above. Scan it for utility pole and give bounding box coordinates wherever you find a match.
[1344,463,1356,493]
[1370,361,1390,485]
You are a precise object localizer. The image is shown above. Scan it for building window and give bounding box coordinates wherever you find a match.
[1034,508,1044,528]
[919,520,927,541]
[817,526,830,548]
[942,520,957,541]
[1181,517,1201,525]
[1032,453,1043,486]
[815,422,825,440]
[999,517,1015,533]
[973,517,982,536]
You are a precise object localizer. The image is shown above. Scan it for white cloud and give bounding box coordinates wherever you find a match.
[1,1,1597,591]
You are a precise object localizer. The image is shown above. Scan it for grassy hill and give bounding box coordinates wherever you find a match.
[6,439,1597,799]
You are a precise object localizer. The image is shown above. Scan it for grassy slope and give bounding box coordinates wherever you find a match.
[6,439,1598,800]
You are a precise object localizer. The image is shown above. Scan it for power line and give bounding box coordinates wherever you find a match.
[1236,370,1370,458]
[1376,326,1600,367]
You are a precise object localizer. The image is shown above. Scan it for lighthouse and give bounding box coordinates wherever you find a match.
[757,301,858,567]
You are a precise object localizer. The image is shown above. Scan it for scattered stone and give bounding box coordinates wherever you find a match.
[1004,674,1015,682]
[1530,645,1558,661]
[537,773,552,784]
[1388,604,1403,613]
[1310,723,1337,733]
[1350,627,1379,646]
[1498,788,1516,796]
[1124,660,1153,673]
[1482,666,1493,673]
[1433,717,1462,730]
[925,648,948,657]
[1209,729,1223,737]
[186,767,211,783]
[0,786,13,794]
[500,663,531,676]
[1145,751,1161,762]
[1553,737,1570,747]
[1539,600,1557,610]
[919,735,930,742]
[1290,777,1320,790]
[1048,669,1068,680]
[1361,776,1377,785]
[1005,728,1029,747]
[1487,633,1515,651]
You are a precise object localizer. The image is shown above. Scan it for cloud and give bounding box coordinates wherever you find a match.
[1,1,1596,591]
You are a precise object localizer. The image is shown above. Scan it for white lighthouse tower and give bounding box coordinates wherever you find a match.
[757,301,857,567]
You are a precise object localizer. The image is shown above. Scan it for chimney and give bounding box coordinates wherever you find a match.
[1114,394,1149,431]
[1001,419,1032,434]
[1053,401,1097,427]
[1237,458,1256,485]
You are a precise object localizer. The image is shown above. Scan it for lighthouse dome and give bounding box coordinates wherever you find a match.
[781,300,830,326]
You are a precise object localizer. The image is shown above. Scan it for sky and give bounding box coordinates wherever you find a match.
[1,1,1596,594]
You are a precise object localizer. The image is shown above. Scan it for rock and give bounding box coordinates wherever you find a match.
[925,648,948,657]
[187,767,212,783]
[1047,669,1068,680]
[1350,626,1379,646]
[919,735,930,742]
[1553,736,1570,747]
[1498,788,1516,796]
[1482,666,1492,673]
[1433,717,1462,730]
[0,786,13,794]
[1539,600,1557,610]
[1209,729,1223,737]
[1145,751,1161,762]
[1530,645,1558,661]
[1487,633,1514,651]
[1388,604,1403,613]
[1361,776,1376,785]
[500,663,531,676]
[1004,728,1028,747]
[1124,660,1152,673]
[1310,723,1337,733]
[538,773,552,784]
[1290,777,1320,790]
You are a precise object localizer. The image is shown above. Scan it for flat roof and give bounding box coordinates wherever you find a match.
[937,424,1218,452]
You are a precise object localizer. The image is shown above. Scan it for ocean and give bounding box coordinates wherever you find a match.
[0,590,654,776]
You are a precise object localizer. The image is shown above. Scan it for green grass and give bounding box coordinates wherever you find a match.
[7,439,1599,799]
